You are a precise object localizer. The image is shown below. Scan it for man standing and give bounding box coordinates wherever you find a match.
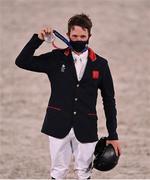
[15,14,121,179]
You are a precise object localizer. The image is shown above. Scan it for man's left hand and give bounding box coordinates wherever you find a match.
[106,140,121,156]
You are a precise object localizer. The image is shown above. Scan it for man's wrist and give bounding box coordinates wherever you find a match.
[28,34,44,49]
[107,133,119,140]
[33,33,44,43]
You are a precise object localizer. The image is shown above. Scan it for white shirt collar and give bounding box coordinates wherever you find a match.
[72,50,88,62]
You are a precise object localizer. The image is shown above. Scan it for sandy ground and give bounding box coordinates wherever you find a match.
[0,0,150,179]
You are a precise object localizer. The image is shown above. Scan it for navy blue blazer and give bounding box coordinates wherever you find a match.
[15,34,118,143]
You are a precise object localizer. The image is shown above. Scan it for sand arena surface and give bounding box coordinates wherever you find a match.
[0,0,150,179]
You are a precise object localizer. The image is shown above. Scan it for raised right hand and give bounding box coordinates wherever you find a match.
[38,27,53,41]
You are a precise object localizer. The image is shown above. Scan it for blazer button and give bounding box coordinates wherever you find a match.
[73,111,77,115]
[76,84,79,87]
[75,98,78,101]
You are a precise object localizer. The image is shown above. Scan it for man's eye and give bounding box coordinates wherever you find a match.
[72,35,78,38]
[81,35,86,38]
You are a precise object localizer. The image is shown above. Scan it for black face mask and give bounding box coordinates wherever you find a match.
[69,40,89,52]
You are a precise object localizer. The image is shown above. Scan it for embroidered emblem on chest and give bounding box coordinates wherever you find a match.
[92,70,100,79]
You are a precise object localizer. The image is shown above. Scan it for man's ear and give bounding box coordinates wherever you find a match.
[66,32,69,38]
[87,34,92,43]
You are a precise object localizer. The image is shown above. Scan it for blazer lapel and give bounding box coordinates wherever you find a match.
[80,48,97,83]
[79,56,93,83]
[63,48,78,82]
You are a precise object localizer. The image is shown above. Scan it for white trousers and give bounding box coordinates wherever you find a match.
[48,128,97,179]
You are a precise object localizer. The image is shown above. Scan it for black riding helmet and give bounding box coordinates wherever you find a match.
[93,137,119,171]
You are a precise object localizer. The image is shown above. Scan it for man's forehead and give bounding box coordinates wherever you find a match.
[70,25,88,33]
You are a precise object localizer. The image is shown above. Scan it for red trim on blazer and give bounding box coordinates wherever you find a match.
[88,48,96,62]
[88,113,97,116]
[64,48,70,56]
[47,105,62,111]
[64,48,96,62]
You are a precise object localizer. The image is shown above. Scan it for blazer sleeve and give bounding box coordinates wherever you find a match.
[99,61,118,140]
[15,34,55,73]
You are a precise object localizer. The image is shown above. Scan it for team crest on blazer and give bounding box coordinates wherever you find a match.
[92,70,100,79]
